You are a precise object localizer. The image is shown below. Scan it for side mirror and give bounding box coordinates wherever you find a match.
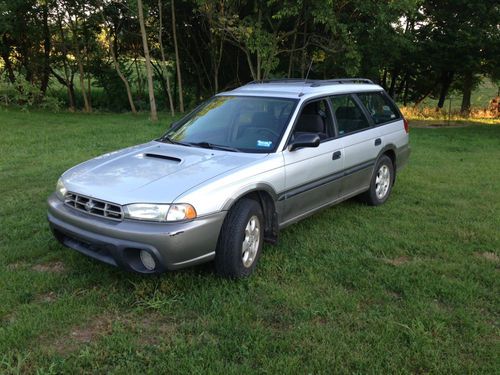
[288,133,321,151]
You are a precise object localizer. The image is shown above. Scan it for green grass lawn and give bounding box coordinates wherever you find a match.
[0,109,499,374]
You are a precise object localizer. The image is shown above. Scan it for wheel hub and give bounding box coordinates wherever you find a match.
[375,164,390,199]
[241,215,260,268]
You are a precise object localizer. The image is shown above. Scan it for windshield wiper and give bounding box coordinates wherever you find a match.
[159,136,192,147]
[189,142,240,152]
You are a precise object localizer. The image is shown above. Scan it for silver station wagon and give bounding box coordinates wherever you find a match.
[48,79,410,278]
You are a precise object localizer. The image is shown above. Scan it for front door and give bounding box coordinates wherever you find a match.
[280,99,344,225]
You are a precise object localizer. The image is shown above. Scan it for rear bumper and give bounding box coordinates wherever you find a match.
[47,194,226,273]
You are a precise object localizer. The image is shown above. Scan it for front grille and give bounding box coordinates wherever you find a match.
[64,192,123,221]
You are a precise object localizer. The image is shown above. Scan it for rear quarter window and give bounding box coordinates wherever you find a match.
[357,92,400,125]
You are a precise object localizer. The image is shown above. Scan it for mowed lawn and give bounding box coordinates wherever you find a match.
[0,109,499,374]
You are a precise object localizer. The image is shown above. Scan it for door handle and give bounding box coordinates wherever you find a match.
[375,138,382,146]
[332,151,341,160]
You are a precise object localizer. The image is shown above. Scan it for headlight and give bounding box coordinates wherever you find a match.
[123,204,170,221]
[55,178,67,201]
[123,203,196,222]
[167,204,197,221]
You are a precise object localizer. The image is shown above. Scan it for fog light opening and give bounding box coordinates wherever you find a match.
[140,250,156,271]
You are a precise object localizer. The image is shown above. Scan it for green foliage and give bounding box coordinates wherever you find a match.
[0,0,498,112]
[0,79,62,111]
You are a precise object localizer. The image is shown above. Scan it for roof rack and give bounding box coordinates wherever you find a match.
[247,78,307,84]
[247,78,374,86]
[309,78,374,86]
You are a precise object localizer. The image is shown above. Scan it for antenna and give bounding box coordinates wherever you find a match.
[298,59,314,97]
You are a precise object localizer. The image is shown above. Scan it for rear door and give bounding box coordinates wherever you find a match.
[330,94,381,198]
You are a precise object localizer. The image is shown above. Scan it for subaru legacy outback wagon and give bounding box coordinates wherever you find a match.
[48,78,410,278]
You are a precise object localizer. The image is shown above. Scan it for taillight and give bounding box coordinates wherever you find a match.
[403,117,409,134]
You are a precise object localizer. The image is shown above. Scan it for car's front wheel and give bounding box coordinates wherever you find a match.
[215,198,264,278]
[360,155,394,206]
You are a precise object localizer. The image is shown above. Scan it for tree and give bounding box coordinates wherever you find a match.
[171,0,184,112]
[137,0,158,121]
[158,0,175,115]
[102,2,137,113]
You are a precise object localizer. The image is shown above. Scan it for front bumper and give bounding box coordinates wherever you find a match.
[47,194,226,273]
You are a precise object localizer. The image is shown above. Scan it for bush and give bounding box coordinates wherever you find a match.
[0,79,62,112]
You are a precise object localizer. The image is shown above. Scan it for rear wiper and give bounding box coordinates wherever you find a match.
[189,142,240,152]
[160,136,192,147]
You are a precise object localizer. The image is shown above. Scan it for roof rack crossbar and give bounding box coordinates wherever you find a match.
[246,78,374,86]
[247,78,308,84]
[309,78,374,86]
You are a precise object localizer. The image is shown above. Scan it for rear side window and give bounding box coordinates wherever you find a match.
[330,95,370,136]
[357,92,400,125]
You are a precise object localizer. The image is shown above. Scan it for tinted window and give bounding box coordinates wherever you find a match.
[163,96,297,153]
[357,92,400,124]
[330,95,370,135]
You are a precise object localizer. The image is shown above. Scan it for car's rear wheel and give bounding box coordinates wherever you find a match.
[215,198,264,278]
[360,155,394,206]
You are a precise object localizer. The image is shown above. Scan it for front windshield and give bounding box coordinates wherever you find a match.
[162,96,298,153]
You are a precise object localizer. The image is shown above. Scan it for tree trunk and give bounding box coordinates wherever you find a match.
[214,35,224,93]
[403,77,409,106]
[87,75,92,111]
[171,0,184,112]
[51,68,76,110]
[388,69,399,98]
[437,71,454,109]
[76,55,90,112]
[300,8,308,78]
[382,69,388,89]
[71,19,91,112]
[244,49,257,81]
[158,0,175,116]
[460,71,473,115]
[0,41,16,84]
[138,0,158,121]
[107,25,137,113]
[39,4,51,99]
[134,57,144,98]
[56,13,75,111]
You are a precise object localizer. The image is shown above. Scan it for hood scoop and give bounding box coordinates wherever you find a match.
[143,153,182,163]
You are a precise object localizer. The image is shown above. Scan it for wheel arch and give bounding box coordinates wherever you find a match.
[222,184,279,244]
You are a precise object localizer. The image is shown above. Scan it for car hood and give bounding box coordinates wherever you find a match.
[62,141,267,205]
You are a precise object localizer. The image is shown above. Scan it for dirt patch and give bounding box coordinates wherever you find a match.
[311,316,329,326]
[7,261,29,270]
[36,292,58,304]
[386,290,403,300]
[1,312,17,325]
[48,315,113,355]
[475,252,499,262]
[134,314,178,346]
[32,261,66,273]
[383,256,411,266]
[43,312,178,354]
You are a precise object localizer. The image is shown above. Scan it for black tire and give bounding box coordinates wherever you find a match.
[360,155,394,206]
[215,198,264,278]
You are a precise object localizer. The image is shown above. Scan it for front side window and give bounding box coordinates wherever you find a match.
[291,99,334,140]
[162,96,298,153]
[357,92,400,125]
[330,95,370,135]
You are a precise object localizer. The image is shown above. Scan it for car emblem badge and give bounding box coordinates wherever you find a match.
[85,201,95,211]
